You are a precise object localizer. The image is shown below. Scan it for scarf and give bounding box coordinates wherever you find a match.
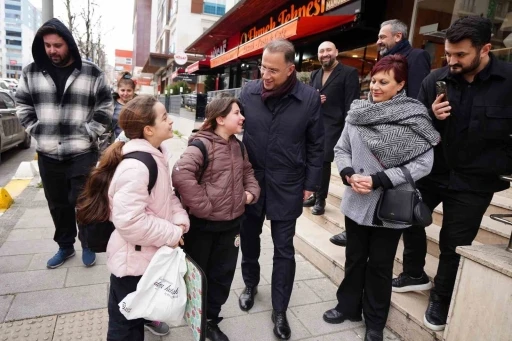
[346,91,440,168]
[261,70,297,102]
[385,39,411,57]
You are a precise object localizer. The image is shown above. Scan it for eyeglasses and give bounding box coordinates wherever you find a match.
[122,73,132,79]
[259,65,280,76]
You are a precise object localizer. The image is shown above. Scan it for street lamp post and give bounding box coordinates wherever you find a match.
[42,0,54,22]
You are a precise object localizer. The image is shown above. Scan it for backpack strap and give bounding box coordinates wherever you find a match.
[189,139,209,184]
[236,138,245,160]
[124,152,158,193]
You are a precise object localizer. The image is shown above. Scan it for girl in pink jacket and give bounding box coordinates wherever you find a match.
[77,95,189,341]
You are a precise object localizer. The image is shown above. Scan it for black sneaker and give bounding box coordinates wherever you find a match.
[423,292,449,331]
[392,271,432,293]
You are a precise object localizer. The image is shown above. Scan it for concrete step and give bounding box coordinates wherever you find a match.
[294,215,444,341]
[303,199,487,264]
[328,178,512,246]
[497,187,512,199]
[302,202,344,235]
[330,174,512,217]
[433,206,512,245]
[301,203,439,280]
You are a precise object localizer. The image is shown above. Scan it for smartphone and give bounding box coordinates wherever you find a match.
[435,81,449,101]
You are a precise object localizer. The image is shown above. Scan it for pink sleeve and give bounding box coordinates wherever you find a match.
[170,191,190,232]
[111,163,183,247]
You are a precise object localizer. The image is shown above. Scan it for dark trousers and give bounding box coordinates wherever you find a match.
[336,217,402,330]
[402,185,493,300]
[38,151,98,249]
[107,274,144,341]
[316,162,332,200]
[184,223,240,321]
[241,209,296,312]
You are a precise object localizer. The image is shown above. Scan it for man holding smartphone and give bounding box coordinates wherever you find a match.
[392,16,512,331]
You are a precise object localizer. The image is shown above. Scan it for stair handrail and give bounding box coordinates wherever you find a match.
[490,175,512,252]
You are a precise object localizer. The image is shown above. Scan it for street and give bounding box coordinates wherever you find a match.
[0,138,36,187]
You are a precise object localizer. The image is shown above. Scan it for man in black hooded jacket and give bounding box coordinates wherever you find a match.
[16,19,112,269]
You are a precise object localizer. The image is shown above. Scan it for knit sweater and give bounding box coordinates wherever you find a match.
[334,123,434,229]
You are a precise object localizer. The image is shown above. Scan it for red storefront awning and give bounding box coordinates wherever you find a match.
[185,59,211,73]
[210,47,239,68]
[238,15,356,59]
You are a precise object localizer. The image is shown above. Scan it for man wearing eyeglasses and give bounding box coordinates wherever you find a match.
[238,39,324,340]
[16,19,112,270]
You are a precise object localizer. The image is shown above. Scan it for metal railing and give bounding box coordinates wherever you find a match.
[207,88,242,103]
[490,174,512,252]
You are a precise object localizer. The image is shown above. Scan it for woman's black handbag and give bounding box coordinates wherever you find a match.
[376,166,432,227]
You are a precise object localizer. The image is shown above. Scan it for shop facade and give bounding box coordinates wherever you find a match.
[185,0,511,99]
[184,0,405,98]
[409,0,512,69]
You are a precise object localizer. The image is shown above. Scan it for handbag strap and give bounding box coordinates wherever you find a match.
[399,166,416,190]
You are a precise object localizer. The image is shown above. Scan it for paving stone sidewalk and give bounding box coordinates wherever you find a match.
[0,137,399,340]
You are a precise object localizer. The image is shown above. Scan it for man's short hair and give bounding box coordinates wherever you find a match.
[445,16,492,48]
[36,25,61,40]
[263,39,295,65]
[381,19,408,40]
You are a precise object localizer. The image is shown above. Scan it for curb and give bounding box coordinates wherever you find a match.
[0,153,39,214]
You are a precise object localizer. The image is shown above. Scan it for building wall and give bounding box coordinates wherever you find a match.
[4,0,22,78]
[171,0,236,53]
[133,0,153,67]
[0,0,5,77]
[2,0,41,78]
[115,49,134,72]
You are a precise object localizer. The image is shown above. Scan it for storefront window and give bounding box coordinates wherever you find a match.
[411,0,512,69]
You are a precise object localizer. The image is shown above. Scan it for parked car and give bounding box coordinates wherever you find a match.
[183,94,197,109]
[0,90,31,163]
[0,79,17,93]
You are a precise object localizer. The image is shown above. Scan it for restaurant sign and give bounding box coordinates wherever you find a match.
[240,0,352,44]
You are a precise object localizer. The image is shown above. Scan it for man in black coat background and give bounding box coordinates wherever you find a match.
[377,19,431,98]
[303,41,360,216]
[330,19,432,247]
[238,39,324,340]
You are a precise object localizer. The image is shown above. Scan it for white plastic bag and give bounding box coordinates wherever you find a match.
[119,246,187,325]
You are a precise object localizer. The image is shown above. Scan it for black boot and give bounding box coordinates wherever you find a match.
[238,286,257,311]
[303,194,316,207]
[271,310,291,340]
[329,231,347,246]
[311,199,326,215]
[364,328,383,341]
[206,320,229,341]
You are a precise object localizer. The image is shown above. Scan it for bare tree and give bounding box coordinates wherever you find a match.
[62,0,107,70]
[64,0,76,34]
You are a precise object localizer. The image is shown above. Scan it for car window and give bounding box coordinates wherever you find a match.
[0,82,8,90]
[0,93,15,109]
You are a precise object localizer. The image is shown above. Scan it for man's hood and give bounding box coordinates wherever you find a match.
[32,18,82,70]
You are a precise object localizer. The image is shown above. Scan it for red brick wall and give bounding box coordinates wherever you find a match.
[133,0,152,67]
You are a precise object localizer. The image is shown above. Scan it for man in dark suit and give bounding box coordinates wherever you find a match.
[303,41,360,215]
[330,20,432,247]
